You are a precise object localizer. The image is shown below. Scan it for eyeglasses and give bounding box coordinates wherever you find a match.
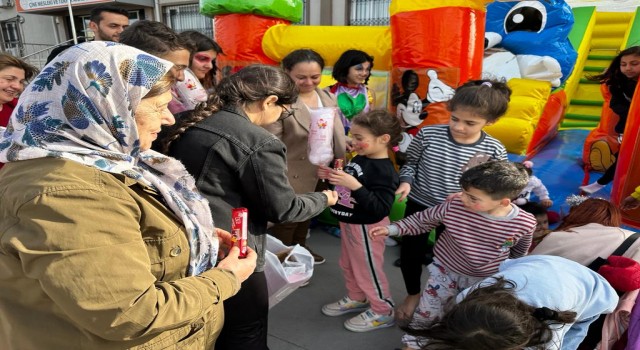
[279,105,296,121]
[0,75,28,87]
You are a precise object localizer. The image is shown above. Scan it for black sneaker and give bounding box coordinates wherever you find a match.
[302,245,326,265]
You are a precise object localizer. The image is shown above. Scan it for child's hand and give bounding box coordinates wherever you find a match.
[317,165,331,180]
[368,226,390,240]
[396,182,411,202]
[622,196,640,211]
[540,199,553,208]
[327,169,361,190]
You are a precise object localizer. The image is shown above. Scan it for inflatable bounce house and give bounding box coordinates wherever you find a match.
[200,0,640,229]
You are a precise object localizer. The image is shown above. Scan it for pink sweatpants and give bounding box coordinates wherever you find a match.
[339,218,394,315]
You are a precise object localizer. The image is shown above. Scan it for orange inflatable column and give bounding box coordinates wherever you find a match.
[389,0,487,125]
[214,14,289,74]
[611,80,640,229]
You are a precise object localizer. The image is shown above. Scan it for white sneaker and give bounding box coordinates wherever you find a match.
[384,237,398,247]
[344,308,395,332]
[580,182,605,194]
[322,296,370,316]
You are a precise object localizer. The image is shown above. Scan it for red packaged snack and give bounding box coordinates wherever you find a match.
[334,158,344,171]
[231,208,248,258]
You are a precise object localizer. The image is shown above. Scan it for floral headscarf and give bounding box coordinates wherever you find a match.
[0,41,218,276]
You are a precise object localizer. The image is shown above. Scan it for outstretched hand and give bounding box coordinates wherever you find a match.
[368,226,390,240]
[396,182,411,202]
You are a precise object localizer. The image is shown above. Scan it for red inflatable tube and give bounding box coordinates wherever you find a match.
[526,90,566,158]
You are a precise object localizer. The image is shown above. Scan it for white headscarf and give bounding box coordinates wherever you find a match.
[0,41,218,276]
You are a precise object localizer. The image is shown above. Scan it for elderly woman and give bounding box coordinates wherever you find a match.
[0,42,256,349]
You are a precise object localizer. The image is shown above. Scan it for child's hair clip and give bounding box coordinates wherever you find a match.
[522,160,534,169]
[481,81,493,87]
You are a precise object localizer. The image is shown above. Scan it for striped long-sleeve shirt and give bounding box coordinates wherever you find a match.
[399,125,507,207]
[389,197,536,277]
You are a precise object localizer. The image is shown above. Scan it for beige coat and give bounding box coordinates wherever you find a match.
[0,158,240,349]
[264,88,346,193]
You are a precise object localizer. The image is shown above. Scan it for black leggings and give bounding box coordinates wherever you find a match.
[399,200,444,295]
[597,154,618,185]
[215,271,269,350]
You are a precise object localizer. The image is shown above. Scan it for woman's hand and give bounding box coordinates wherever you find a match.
[216,228,234,260]
[396,182,411,202]
[622,196,640,211]
[323,190,339,206]
[217,246,257,283]
[369,226,389,240]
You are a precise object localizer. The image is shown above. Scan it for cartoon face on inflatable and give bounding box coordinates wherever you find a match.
[485,0,577,86]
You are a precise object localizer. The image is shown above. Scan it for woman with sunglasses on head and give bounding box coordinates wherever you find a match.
[179,31,223,92]
[159,64,339,350]
[263,49,346,265]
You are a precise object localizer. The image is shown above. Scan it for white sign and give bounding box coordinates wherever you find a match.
[18,0,110,13]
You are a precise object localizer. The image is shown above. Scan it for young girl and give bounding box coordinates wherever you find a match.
[319,109,402,332]
[179,31,224,92]
[328,49,376,134]
[408,255,618,350]
[395,80,511,325]
[581,46,640,194]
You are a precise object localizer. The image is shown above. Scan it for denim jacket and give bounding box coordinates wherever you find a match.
[169,106,327,270]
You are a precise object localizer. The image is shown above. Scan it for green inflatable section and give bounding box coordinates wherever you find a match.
[317,194,408,226]
[200,0,303,23]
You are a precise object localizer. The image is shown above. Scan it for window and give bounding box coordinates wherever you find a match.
[0,17,23,56]
[164,4,214,38]
[349,0,391,26]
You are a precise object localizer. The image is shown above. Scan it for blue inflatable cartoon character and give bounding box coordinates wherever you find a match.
[485,0,577,87]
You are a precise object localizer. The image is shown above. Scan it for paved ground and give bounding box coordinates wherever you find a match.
[268,228,414,350]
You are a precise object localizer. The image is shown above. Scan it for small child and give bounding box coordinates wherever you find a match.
[406,255,618,350]
[370,161,537,349]
[519,201,551,251]
[394,79,511,322]
[318,109,402,332]
[514,160,553,208]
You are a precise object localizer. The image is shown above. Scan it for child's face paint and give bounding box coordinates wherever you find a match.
[346,61,371,86]
[349,124,388,158]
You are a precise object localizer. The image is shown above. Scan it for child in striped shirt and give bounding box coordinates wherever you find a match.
[371,161,536,350]
[394,80,510,324]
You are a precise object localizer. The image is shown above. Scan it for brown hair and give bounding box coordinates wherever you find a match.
[351,109,402,149]
[448,79,512,122]
[159,64,297,153]
[459,161,529,200]
[555,198,622,232]
[408,277,576,350]
[0,53,38,81]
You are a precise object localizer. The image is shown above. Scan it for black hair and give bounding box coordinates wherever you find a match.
[519,202,548,217]
[459,161,529,200]
[119,20,194,57]
[407,277,577,350]
[589,46,640,86]
[448,79,512,122]
[178,31,224,90]
[282,49,325,71]
[90,5,129,23]
[351,109,403,149]
[331,49,374,85]
[159,64,298,153]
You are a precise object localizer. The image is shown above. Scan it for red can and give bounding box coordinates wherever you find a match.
[334,158,344,171]
[231,207,248,258]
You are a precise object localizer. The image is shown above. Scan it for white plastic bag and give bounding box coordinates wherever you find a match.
[307,107,336,166]
[168,68,208,114]
[264,235,314,308]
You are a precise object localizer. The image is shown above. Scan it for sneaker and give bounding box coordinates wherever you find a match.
[580,181,605,194]
[322,296,370,316]
[384,237,398,247]
[302,245,325,265]
[344,309,395,332]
